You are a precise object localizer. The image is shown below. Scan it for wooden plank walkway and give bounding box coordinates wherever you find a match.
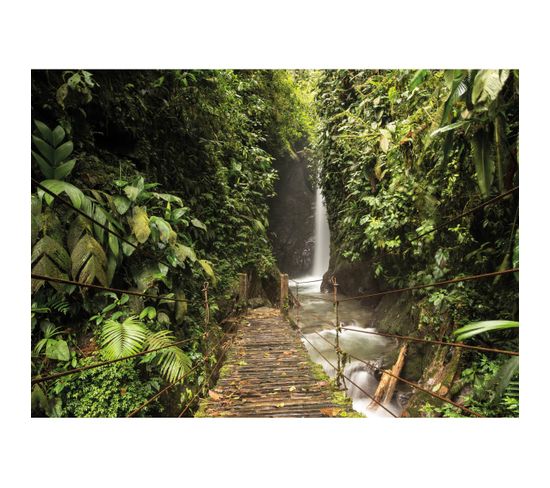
[196,307,357,417]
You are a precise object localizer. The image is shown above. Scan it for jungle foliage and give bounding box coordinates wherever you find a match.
[313,69,519,417]
[31,70,311,417]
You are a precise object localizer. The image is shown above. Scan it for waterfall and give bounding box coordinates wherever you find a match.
[312,187,330,277]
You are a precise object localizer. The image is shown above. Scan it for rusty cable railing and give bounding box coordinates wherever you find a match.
[299,331,398,417]
[409,186,518,242]
[32,337,196,385]
[31,273,197,305]
[313,331,482,417]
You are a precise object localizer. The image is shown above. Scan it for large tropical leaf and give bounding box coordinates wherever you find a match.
[174,243,197,264]
[31,235,70,293]
[471,129,495,197]
[144,330,191,383]
[32,121,76,180]
[70,233,108,286]
[150,216,177,244]
[53,159,76,180]
[453,320,519,341]
[492,356,519,403]
[100,316,147,360]
[472,70,510,105]
[199,259,216,285]
[37,179,85,209]
[130,206,151,243]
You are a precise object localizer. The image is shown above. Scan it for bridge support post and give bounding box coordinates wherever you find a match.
[280,273,289,313]
[238,273,248,311]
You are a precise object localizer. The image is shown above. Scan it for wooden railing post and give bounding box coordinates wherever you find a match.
[280,273,288,313]
[238,272,248,311]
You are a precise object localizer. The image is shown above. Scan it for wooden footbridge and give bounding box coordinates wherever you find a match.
[196,307,356,417]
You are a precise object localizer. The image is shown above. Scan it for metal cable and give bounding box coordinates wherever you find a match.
[31,337,196,385]
[335,326,519,356]
[32,178,178,273]
[315,333,482,418]
[338,268,519,303]
[299,331,398,417]
[31,273,198,304]
[177,339,235,418]
[129,321,237,417]
[409,186,519,242]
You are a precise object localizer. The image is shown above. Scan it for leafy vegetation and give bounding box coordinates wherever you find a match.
[31,70,311,417]
[31,69,518,417]
[313,70,519,417]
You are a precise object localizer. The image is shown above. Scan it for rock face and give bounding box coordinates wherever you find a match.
[321,255,381,301]
[268,142,315,276]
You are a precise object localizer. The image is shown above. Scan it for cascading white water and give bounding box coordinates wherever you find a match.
[312,187,330,277]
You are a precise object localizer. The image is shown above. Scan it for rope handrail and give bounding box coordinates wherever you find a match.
[409,186,519,242]
[313,331,482,418]
[127,332,231,418]
[299,331,398,417]
[32,178,176,271]
[31,337,197,385]
[338,268,519,303]
[177,338,235,417]
[31,273,198,305]
[329,326,519,357]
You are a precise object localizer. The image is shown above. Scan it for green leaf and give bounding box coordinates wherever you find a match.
[124,185,141,202]
[52,125,66,147]
[34,120,53,145]
[37,180,84,209]
[144,330,191,383]
[150,216,174,243]
[139,306,157,320]
[45,339,70,361]
[198,259,216,284]
[130,206,151,243]
[453,320,519,341]
[472,70,510,105]
[70,233,108,286]
[108,224,120,258]
[113,195,131,214]
[32,135,54,163]
[471,129,495,198]
[409,69,428,90]
[191,218,207,231]
[32,150,54,178]
[153,193,183,206]
[53,159,76,180]
[492,356,519,402]
[100,316,147,360]
[430,120,470,138]
[53,141,73,165]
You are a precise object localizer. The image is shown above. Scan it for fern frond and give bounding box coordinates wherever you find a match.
[100,316,147,360]
[144,330,191,383]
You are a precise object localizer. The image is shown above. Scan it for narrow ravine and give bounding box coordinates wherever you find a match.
[292,186,409,417]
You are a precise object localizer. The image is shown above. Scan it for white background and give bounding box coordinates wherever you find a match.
[0,1,547,486]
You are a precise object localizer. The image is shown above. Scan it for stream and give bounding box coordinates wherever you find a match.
[293,188,409,417]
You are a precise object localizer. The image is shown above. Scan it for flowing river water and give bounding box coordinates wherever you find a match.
[293,188,409,417]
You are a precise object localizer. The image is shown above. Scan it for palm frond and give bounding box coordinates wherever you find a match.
[100,316,147,360]
[144,330,191,383]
